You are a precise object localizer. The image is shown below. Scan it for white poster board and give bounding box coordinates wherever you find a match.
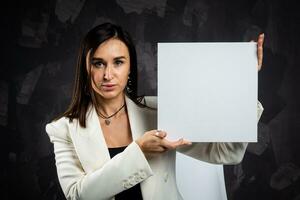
[157,42,258,142]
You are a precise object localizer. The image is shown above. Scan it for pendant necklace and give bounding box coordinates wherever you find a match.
[98,103,126,125]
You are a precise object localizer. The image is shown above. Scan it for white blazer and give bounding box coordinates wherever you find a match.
[46,95,264,200]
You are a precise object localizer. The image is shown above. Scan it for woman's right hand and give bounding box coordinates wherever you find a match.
[135,130,192,160]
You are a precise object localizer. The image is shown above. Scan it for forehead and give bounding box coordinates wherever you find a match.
[93,38,129,58]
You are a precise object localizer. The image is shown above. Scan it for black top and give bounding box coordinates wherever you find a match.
[108,146,143,200]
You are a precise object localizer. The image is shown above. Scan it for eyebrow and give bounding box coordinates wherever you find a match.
[91,56,127,61]
[91,57,104,62]
[114,56,127,60]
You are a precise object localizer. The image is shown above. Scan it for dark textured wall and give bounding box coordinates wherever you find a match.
[1,0,300,199]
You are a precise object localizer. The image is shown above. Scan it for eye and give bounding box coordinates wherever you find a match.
[92,61,105,68]
[115,60,124,66]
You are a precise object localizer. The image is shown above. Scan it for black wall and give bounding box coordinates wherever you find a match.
[1,0,300,199]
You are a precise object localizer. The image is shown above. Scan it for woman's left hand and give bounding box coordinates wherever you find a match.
[257,33,264,72]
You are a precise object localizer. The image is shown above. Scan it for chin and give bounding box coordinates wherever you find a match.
[99,90,123,100]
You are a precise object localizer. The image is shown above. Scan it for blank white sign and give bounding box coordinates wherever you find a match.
[158,43,257,142]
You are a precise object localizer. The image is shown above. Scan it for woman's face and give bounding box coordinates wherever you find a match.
[87,38,130,100]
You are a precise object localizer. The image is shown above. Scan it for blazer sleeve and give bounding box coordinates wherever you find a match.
[46,121,153,200]
[177,100,264,164]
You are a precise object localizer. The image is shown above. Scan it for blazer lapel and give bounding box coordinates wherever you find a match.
[125,95,148,141]
[70,95,155,171]
[70,95,157,199]
[70,104,110,173]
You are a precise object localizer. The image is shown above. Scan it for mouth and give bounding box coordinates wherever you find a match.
[101,84,116,91]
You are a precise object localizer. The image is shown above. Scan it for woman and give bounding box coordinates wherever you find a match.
[46,23,265,200]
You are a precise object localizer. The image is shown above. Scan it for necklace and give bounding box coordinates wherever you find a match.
[98,103,126,125]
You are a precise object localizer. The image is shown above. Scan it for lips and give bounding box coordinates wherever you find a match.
[102,84,116,87]
[101,84,116,91]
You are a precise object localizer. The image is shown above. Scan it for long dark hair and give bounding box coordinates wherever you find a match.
[55,23,149,127]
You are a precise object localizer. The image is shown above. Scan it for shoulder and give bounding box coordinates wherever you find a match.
[45,105,93,139]
[142,96,157,109]
[140,96,157,119]
[139,96,157,128]
[45,116,75,140]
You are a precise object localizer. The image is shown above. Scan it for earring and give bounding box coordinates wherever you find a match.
[127,75,131,82]
[126,76,132,93]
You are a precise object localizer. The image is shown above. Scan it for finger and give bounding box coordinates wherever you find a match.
[176,139,193,148]
[160,138,177,150]
[258,33,265,45]
[152,145,167,152]
[181,139,192,145]
[153,130,167,139]
[257,33,264,70]
[171,138,192,147]
[161,138,188,150]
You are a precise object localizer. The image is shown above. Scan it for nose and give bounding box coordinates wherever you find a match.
[104,64,113,80]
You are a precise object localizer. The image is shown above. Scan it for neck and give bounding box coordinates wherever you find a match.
[96,92,126,117]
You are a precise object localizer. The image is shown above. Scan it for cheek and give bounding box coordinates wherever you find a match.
[91,70,103,82]
[121,76,129,87]
[90,74,103,94]
[119,69,130,84]
[90,71,104,90]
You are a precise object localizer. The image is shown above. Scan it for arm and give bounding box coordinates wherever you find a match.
[177,100,264,164]
[46,123,153,200]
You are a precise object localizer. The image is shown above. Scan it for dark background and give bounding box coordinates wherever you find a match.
[1,0,300,199]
